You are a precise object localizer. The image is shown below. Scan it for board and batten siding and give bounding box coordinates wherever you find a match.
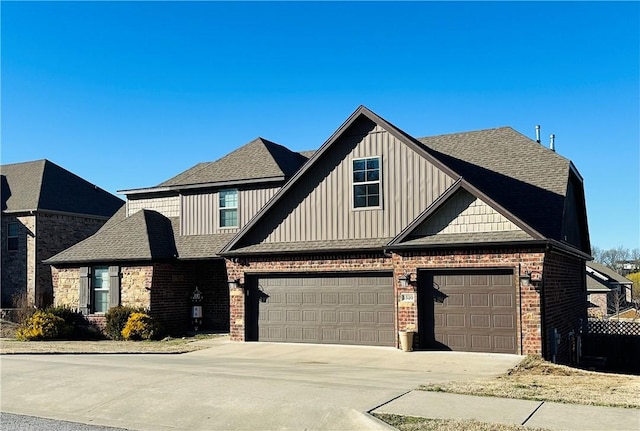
[263,126,455,243]
[127,196,180,218]
[415,190,523,235]
[181,187,279,235]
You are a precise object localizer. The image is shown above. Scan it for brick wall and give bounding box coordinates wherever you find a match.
[36,212,108,307]
[542,251,587,364]
[1,215,35,307]
[52,260,228,336]
[148,260,229,335]
[225,248,547,355]
[1,212,108,308]
[588,293,607,319]
[392,248,546,355]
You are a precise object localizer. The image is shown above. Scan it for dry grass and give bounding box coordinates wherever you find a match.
[420,355,640,409]
[372,414,551,431]
[0,320,226,354]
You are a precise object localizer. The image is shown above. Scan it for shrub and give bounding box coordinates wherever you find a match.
[44,305,103,340]
[121,312,160,341]
[105,306,144,340]
[15,310,72,341]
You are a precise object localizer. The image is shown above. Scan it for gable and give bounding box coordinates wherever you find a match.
[390,187,534,248]
[413,189,526,236]
[229,114,455,249]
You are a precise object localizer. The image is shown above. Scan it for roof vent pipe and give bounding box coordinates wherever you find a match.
[535,125,541,144]
[550,134,556,152]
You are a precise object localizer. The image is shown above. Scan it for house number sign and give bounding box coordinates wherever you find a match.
[400,293,415,303]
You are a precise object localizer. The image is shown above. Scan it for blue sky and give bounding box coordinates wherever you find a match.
[2,1,638,251]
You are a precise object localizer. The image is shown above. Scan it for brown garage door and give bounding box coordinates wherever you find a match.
[420,269,517,354]
[246,273,395,346]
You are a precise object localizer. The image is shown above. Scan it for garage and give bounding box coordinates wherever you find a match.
[418,269,517,354]
[245,273,395,346]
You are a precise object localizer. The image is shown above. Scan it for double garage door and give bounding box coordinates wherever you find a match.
[246,273,395,346]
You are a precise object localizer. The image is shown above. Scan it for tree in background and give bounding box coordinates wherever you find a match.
[591,245,640,272]
[591,245,640,309]
[627,272,640,303]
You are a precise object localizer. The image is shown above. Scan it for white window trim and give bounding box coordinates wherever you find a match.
[351,156,383,210]
[219,189,239,229]
[92,266,110,314]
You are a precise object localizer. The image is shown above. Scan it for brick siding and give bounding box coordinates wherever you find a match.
[52,260,229,336]
[1,212,107,308]
[542,251,587,364]
[225,247,551,356]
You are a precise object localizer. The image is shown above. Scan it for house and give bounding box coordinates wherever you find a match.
[47,106,591,364]
[45,138,309,333]
[586,261,634,318]
[1,160,124,308]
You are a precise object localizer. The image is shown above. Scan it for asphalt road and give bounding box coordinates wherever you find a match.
[1,339,521,430]
[0,412,127,431]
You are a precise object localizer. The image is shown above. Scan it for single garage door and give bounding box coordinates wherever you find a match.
[419,269,517,354]
[246,273,395,346]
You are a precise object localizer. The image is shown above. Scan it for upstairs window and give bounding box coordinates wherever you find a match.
[219,189,239,228]
[353,157,381,208]
[7,222,19,251]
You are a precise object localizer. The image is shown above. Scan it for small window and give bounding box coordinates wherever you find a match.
[353,157,381,208]
[7,222,19,251]
[92,266,110,314]
[219,189,238,228]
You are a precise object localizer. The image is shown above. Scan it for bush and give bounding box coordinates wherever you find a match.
[105,306,144,340]
[15,310,72,341]
[121,312,160,341]
[44,305,103,340]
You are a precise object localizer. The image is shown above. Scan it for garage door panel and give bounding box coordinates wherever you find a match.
[493,314,515,329]
[428,270,517,354]
[470,293,490,307]
[379,311,394,324]
[469,275,490,286]
[470,314,490,328]
[493,293,513,307]
[471,334,491,350]
[251,273,394,346]
[446,293,465,307]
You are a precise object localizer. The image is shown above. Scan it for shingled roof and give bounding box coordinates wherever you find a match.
[158,138,308,188]
[418,127,572,241]
[45,208,237,264]
[1,159,123,216]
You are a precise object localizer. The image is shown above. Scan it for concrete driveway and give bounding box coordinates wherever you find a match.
[1,339,522,430]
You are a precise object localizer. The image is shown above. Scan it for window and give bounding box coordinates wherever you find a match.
[79,266,120,315]
[7,222,19,251]
[219,189,238,227]
[353,157,381,208]
[92,266,110,313]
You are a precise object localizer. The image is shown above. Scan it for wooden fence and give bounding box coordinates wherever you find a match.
[580,318,640,374]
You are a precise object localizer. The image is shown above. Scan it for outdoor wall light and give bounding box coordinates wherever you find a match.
[228,279,242,290]
[398,273,416,289]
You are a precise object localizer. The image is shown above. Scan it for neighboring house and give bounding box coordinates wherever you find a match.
[47,106,591,364]
[586,261,634,318]
[46,138,309,333]
[1,160,124,308]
